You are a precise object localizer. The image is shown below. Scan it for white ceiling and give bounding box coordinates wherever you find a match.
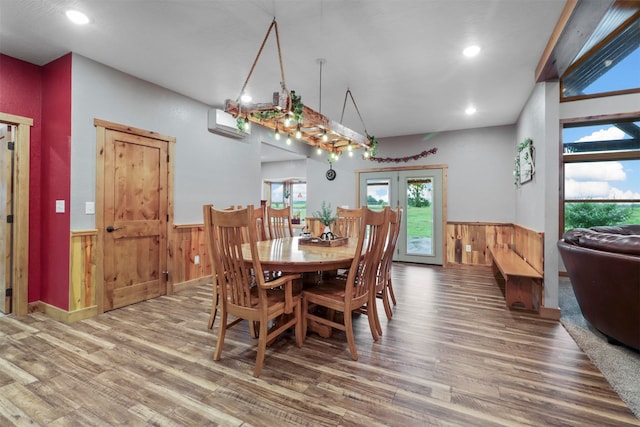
[1,0,567,142]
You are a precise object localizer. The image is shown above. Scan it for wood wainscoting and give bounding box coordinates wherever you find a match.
[446,222,544,273]
[31,225,214,323]
[34,222,543,323]
[169,224,213,292]
[30,230,99,323]
[69,230,97,316]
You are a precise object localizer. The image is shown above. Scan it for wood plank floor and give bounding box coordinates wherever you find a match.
[0,264,638,426]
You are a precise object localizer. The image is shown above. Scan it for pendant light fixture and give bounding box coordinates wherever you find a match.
[224,19,373,155]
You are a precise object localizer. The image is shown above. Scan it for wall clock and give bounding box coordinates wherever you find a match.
[326,164,336,181]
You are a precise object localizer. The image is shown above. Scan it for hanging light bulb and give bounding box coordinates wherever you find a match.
[322,129,328,142]
[317,147,323,155]
[274,124,281,140]
[295,124,302,139]
[243,116,250,132]
[363,148,370,158]
[349,150,354,157]
[347,141,353,151]
[284,114,292,127]
[286,134,292,145]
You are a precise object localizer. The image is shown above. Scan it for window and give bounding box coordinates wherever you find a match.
[561,117,640,231]
[561,12,640,100]
[267,180,307,220]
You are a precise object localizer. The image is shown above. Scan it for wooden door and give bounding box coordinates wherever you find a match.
[0,124,13,313]
[100,127,169,311]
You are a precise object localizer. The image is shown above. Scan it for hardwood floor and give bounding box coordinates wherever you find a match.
[0,264,638,426]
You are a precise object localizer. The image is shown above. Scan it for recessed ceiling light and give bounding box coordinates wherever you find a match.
[463,45,481,58]
[465,106,477,115]
[66,10,90,25]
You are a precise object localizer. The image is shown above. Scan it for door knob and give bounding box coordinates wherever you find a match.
[106,225,121,233]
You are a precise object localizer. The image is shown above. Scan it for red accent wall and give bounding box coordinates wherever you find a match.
[0,54,43,303]
[40,54,72,310]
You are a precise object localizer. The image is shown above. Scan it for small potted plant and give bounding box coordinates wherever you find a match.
[313,201,337,240]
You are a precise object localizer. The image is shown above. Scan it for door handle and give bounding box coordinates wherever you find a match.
[106,225,122,233]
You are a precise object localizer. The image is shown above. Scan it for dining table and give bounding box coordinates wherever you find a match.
[241,236,357,274]
[241,236,358,338]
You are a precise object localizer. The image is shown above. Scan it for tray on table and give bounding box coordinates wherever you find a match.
[298,236,348,247]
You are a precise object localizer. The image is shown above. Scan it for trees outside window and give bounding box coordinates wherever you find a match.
[562,118,640,231]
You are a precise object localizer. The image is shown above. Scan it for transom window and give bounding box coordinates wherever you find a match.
[561,11,640,100]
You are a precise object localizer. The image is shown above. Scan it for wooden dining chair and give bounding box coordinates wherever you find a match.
[334,206,363,238]
[302,207,390,360]
[203,204,304,377]
[206,203,267,330]
[267,206,294,239]
[373,206,402,335]
[205,204,236,330]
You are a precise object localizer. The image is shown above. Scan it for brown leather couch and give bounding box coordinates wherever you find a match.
[558,225,640,352]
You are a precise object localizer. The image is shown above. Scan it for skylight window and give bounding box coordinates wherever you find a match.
[561,13,640,99]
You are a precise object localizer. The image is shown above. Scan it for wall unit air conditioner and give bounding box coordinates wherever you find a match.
[207,108,250,139]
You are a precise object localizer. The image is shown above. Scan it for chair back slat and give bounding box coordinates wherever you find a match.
[252,204,268,241]
[334,206,363,239]
[267,206,294,239]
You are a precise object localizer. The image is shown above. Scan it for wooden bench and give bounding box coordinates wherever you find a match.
[488,247,543,312]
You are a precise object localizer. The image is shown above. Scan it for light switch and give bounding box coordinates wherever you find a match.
[85,201,95,215]
[55,200,65,213]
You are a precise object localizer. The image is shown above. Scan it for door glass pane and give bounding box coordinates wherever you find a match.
[270,182,284,208]
[291,182,306,221]
[366,179,390,211]
[406,178,433,256]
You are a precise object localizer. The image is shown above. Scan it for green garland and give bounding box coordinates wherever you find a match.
[290,90,304,123]
[367,134,379,157]
[236,89,304,131]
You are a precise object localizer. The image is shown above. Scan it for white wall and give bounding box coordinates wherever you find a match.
[70,51,519,229]
[313,125,517,222]
[261,159,307,183]
[516,81,560,309]
[70,54,263,227]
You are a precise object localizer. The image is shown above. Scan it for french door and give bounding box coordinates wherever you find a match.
[359,167,445,265]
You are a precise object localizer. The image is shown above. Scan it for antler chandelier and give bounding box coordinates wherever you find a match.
[224,19,375,157]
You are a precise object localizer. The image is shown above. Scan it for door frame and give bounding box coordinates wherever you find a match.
[0,112,32,316]
[94,119,175,314]
[356,164,448,265]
